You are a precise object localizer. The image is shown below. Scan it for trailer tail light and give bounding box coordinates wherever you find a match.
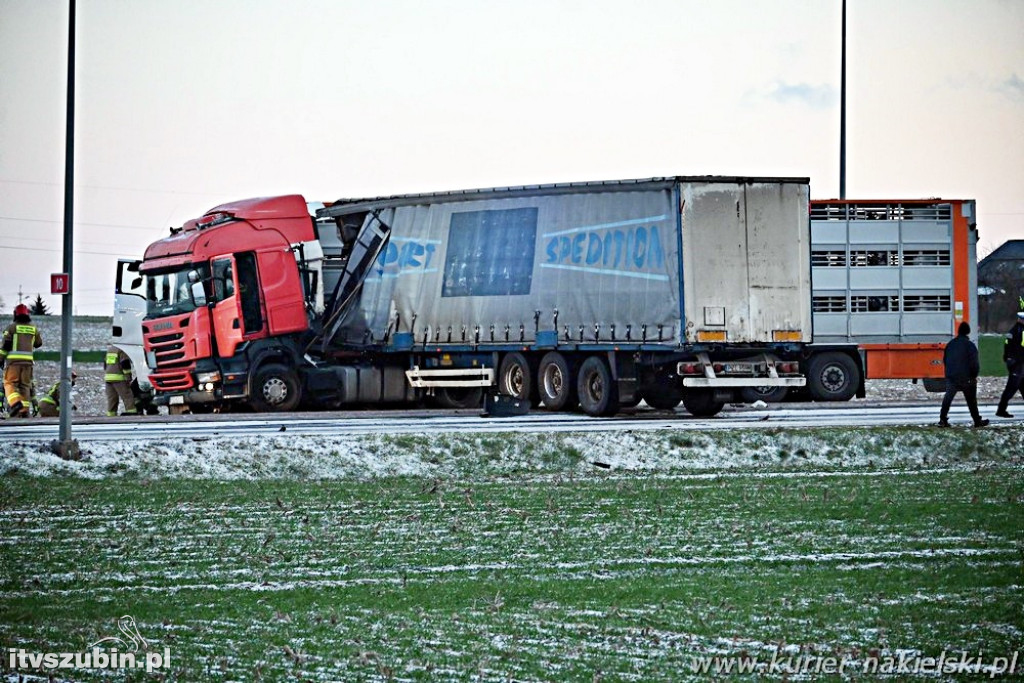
[678,362,702,375]
[712,363,725,373]
[780,362,799,374]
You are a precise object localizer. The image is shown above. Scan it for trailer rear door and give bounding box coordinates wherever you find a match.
[680,180,811,344]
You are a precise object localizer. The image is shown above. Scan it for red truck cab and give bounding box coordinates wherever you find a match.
[141,195,316,407]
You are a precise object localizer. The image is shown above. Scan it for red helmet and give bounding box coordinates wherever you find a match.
[13,303,29,317]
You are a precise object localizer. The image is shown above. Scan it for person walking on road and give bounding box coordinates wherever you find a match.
[105,345,138,416]
[938,321,989,428]
[0,304,43,417]
[995,309,1024,418]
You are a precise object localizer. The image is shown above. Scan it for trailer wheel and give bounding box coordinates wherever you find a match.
[538,352,577,411]
[498,352,533,402]
[251,364,301,412]
[577,356,619,417]
[807,353,859,402]
[682,390,725,417]
[433,387,484,409]
[739,386,789,403]
[641,379,684,410]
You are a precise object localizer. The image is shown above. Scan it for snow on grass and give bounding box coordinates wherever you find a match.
[1,425,1021,481]
[1,470,1020,682]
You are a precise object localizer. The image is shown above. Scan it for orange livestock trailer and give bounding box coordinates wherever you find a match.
[809,199,977,385]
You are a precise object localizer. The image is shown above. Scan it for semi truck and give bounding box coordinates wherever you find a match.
[123,176,838,416]
[112,176,977,416]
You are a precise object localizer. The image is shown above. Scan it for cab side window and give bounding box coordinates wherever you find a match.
[212,259,235,301]
[235,252,263,334]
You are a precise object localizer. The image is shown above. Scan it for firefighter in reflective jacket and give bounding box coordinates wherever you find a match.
[104,345,138,416]
[37,372,77,417]
[995,302,1024,419]
[1,304,43,417]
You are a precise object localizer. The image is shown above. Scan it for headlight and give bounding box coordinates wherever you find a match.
[196,371,222,384]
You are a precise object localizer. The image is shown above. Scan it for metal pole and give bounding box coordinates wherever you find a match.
[58,0,77,458]
[839,0,847,199]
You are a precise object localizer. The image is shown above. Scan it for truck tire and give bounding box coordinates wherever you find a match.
[577,356,619,417]
[807,352,859,402]
[538,352,577,411]
[498,352,533,402]
[251,364,301,412]
[433,387,484,409]
[641,378,684,410]
[682,389,724,417]
[739,386,789,403]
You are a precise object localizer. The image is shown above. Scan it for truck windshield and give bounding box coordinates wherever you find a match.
[146,265,208,317]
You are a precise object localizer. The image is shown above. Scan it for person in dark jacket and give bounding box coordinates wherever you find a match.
[938,321,988,428]
[995,310,1024,418]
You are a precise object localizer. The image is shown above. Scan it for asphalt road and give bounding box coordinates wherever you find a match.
[0,403,1018,444]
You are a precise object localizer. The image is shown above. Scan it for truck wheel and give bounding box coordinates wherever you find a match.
[498,352,533,401]
[682,390,724,417]
[739,386,789,403]
[641,378,684,410]
[577,356,619,417]
[807,353,859,402]
[251,364,301,412]
[433,387,484,409]
[538,352,577,411]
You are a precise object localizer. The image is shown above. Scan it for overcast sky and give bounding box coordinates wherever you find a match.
[1,0,1021,315]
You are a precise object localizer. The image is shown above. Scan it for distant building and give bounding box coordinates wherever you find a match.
[978,239,1024,332]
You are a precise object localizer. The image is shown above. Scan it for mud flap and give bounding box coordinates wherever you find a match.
[482,392,530,417]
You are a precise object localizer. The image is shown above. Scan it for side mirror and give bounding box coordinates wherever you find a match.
[191,281,207,307]
[131,276,143,290]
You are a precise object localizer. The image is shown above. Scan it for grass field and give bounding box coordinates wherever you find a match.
[1,432,1022,681]
[980,334,1008,377]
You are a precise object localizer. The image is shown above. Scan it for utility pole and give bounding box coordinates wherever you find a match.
[839,0,847,199]
[55,0,79,460]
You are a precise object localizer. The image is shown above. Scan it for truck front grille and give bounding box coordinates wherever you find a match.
[148,331,187,364]
[150,368,195,391]
[145,327,194,390]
